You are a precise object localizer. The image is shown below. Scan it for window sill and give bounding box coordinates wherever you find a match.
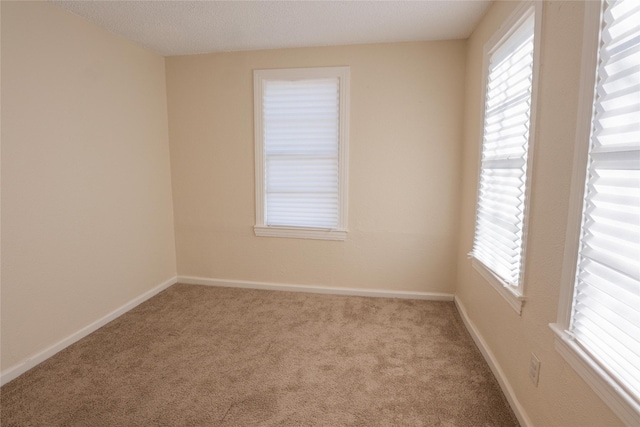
[471,258,525,315]
[549,323,640,426]
[254,225,347,241]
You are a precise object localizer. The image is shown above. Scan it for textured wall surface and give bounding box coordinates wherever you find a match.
[166,41,466,294]
[1,1,177,370]
[455,1,624,426]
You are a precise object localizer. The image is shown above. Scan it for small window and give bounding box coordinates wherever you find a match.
[253,67,349,240]
[551,0,640,424]
[470,2,540,313]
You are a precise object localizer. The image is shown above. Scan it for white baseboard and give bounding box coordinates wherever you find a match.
[178,276,454,301]
[0,276,178,386]
[454,296,532,427]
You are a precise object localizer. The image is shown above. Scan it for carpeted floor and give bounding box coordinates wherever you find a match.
[1,284,518,426]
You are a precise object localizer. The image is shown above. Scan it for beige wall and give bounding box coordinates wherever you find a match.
[456,1,624,426]
[166,42,466,293]
[1,2,177,370]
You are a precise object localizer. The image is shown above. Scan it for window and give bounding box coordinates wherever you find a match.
[551,0,640,424]
[469,2,540,314]
[253,67,349,240]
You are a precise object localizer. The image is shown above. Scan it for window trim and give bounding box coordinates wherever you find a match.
[253,66,350,241]
[470,1,542,315]
[550,1,640,424]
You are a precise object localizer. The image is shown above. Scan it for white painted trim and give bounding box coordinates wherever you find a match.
[178,276,454,301]
[254,68,265,229]
[253,66,350,240]
[254,225,347,241]
[471,258,525,315]
[549,324,640,427]
[516,0,543,300]
[454,296,532,427]
[0,276,178,386]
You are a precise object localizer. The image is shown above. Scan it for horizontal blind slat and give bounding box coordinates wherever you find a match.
[579,260,640,308]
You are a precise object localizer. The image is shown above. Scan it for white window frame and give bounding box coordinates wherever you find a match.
[470,1,542,314]
[253,67,350,241]
[550,1,640,424]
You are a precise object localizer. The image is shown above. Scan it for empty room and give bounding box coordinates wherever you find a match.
[1,0,638,426]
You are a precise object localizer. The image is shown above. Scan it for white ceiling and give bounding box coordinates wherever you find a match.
[52,1,492,57]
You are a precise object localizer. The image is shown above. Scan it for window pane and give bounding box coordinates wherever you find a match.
[471,12,536,288]
[262,76,341,229]
[571,0,640,402]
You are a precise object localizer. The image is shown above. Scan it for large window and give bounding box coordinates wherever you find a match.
[551,0,640,424]
[253,67,349,240]
[470,2,540,313]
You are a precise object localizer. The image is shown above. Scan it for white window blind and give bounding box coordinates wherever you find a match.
[254,67,349,240]
[263,78,340,228]
[570,0,640,404]
[471,12,536,289]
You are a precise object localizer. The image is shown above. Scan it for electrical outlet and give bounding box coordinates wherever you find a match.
[529,353,541,386]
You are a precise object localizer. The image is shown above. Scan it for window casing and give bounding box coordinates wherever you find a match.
[253,67,349,240]
[551,0,640,425]
[470,2,541,314]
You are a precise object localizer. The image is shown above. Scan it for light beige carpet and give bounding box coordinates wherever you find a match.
[1,284,518,426]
